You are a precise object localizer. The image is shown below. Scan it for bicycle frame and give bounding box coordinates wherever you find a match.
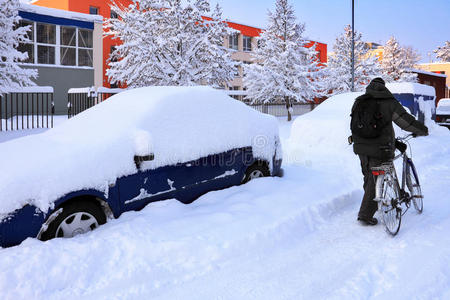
[373,135,415,204]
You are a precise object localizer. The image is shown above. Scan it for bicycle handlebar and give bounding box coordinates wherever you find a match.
[396,133,415,142]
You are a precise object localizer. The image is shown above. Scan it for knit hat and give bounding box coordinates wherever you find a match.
[371,77,385,85]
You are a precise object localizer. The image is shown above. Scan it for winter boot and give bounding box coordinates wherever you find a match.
[357,217,378,226]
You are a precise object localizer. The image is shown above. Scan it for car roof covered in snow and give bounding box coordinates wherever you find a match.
[386,82,436,97]
[0,86,279,219]
[437,98,450,106]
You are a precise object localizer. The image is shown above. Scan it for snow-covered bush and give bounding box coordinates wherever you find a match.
[325,25,382,95]
[0,0,37,94]
[434,41,450,62]
[105,0,235,88]
[243,0,324,121]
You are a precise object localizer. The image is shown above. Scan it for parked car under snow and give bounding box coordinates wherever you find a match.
[435,98,450,128]
[0,86,283,247]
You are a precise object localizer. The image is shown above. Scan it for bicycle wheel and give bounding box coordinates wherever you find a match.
[406,160,423,213]
[378,172,402,236]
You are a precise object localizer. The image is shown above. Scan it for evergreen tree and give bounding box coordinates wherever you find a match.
[325,25,381,95]
[400,46,420,82]
[242,0,324,121]
[105,0,235,87]
[434,41,450,62]
[404,46,420,68]
[0,0,37,94]
[381,36,417,82]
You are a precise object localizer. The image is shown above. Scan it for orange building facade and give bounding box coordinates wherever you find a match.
[33,0,327,89]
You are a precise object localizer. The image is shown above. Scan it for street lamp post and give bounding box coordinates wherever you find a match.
[351,0,355,92]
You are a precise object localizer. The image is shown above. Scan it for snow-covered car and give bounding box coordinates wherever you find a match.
[435,98,450,128]
[0,86,282,248]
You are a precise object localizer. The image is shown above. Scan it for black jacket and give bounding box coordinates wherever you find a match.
[352,80,428,159]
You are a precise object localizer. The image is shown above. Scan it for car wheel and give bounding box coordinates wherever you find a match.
[40,200,106,241]
[242,162,270,183]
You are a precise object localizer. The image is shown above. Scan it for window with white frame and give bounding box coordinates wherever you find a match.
[78,29,93,66]
[37,23,56,64]
[228,33,238,50]
[243,35,252,52]
[60,26,76,65]
[16,20,94,67]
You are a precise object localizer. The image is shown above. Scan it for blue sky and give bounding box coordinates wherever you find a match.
[211,0,450,63]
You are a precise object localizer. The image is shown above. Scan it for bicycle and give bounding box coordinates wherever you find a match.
[371,134,423,236]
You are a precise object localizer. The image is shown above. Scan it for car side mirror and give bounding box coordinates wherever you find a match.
[134,154,154,170]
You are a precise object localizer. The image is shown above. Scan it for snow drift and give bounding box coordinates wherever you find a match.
[286,92,363,178]
[0,86,279,218]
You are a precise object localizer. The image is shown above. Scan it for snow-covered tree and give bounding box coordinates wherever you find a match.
[325,25,382,95]
[242,0,324,121]
[380,36,417,82]
[0,0,37,94]
[404,46,421,67]
[434,41,450,62]
[105,0,235,87]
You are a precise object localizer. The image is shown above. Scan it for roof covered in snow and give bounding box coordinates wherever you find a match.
[19,3,103,23]
[411,68,447,78]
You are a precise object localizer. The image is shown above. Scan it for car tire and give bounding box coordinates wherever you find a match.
[40,200,106,241]
[242,162,270,184]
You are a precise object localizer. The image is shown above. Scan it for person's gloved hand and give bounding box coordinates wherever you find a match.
[413,125,429,137]
[395,140,407,153]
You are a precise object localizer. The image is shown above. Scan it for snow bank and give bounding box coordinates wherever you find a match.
[0,86,279,218]
[1,94,450,299]
[285,92,363,178]
[386,82,436,97]
[287,91,447,172]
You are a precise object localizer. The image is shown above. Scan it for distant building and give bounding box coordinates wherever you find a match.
[417,62,450,98]
[33,0,132,88]
[32,0,327,91]
[218,19,327,93]
[364,42,384,61]
[17,3,102,114]
[410,69,447,104]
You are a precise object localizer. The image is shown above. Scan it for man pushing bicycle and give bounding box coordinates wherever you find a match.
[350,77,428,226]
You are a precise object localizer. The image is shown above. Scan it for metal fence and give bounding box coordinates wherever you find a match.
[0,87,54,131]
[226,90,318,117]
[248,102,317,117]
[66,87,318,119]
[68,87,124,118]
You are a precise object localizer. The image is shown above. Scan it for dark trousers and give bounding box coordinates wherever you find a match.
[358,155,383,219]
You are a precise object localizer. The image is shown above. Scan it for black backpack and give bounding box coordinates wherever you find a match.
[350,94,387,139]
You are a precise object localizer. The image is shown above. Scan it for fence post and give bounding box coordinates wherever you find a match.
[0,94,2,131]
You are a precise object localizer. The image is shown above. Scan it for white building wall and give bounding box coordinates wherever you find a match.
[93,22,103,88]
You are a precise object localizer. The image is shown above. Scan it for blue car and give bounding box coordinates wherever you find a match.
[0,87,282,247]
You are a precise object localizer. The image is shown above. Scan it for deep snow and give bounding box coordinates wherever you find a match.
[1,92,450,299]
